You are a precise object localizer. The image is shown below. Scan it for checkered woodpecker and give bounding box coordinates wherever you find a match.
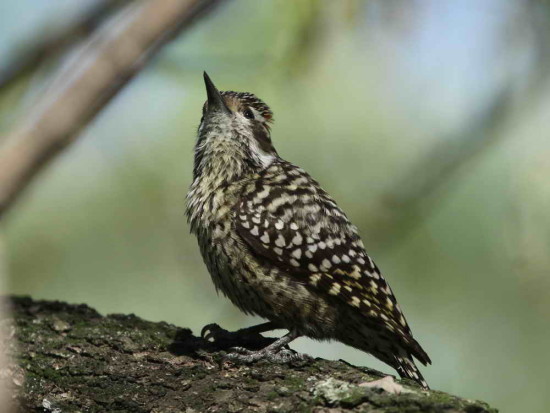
[186,72,431,388]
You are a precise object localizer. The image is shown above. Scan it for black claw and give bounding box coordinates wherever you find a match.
[201,323,227,342]
[200,323,215,338]
[200,323,279,353]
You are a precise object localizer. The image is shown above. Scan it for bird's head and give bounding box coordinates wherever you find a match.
[193,72,278,182]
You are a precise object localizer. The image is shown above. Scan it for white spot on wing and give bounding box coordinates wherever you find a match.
[309,273,321,286]
[275,235,286,247]
[292,233,303,246]
[328,283,341,295]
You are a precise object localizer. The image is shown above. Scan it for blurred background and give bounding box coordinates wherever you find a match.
[1,0,550,411]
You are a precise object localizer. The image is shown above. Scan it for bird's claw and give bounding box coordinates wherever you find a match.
[201,323,231,343]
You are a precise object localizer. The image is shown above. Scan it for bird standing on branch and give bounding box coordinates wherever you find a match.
[186,72,431,388]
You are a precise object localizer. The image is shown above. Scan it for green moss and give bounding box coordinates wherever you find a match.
[9,296,498,413]
[266,391,279,400]
[282,374,306,391]
[338,386,372,408]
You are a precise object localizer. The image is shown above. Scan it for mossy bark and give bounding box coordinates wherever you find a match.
[5,296,497,412]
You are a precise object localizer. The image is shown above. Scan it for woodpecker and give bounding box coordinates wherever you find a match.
[186,72,431,388]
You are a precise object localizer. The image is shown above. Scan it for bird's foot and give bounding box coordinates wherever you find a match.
[201,324,309,363]
[200,323,276,351]
[226,346,311,364]
[201,323,234,343]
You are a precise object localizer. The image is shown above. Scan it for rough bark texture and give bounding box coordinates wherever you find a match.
[3,296,496,412]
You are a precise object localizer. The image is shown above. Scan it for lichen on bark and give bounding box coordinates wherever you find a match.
[3,296,497,412]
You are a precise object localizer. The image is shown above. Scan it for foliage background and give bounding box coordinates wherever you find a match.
[2,1,550,412]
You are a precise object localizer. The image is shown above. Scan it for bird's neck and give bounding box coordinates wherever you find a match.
[187,136,255,231]
[194,133,255,182]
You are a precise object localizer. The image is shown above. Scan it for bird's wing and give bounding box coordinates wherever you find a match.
[235,162,430,365]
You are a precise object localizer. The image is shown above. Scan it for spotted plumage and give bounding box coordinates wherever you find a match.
[186,72,431,388]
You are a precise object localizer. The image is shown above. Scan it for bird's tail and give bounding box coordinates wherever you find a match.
[394,356,430,389]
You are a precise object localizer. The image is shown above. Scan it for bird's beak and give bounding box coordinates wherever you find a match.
[203,71,231,115]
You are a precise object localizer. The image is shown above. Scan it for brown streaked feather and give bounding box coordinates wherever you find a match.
[235,160,431,366]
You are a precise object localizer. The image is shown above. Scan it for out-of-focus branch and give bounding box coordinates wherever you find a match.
[369,87,515,246]
[0,0,225,219]
[367,1,550,247]
[0,0,125,91]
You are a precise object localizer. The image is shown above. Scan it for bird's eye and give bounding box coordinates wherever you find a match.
[243,108,255,120]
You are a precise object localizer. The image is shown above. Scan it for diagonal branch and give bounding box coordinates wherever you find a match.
[368,86,516,247]
[366,1,550,247]
[0,0,225,219]
[0,0,126,92]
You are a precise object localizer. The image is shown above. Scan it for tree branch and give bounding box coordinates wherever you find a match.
[5,296,497,412]
[367,1,550,246]
[0,0,126,91]
[368,87,516,247]
[0,0,224,219]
